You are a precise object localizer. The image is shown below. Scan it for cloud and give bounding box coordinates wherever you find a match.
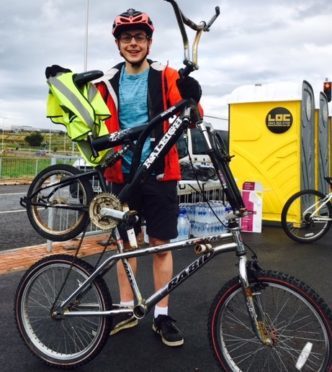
[1,0,332,129]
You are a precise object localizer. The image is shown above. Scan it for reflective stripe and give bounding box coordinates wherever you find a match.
[88,84,98,102]
[48,76,94,128]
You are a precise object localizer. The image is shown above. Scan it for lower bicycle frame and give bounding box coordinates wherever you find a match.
[54,223,272,346]
[307,192,332,222]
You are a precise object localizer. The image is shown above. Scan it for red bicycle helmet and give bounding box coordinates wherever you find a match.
[112,9,154,38]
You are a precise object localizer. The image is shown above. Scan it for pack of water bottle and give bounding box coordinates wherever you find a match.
[171,207,191,242]
[172,201,232,240]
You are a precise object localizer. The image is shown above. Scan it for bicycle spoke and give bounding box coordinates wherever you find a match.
[15,255,112,367]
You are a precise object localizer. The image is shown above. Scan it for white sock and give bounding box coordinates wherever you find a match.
[154,305,168,318]
[120,300,134,308]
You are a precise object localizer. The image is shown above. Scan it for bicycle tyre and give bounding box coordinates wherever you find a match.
[208,270,332,371]
[281,189,332,243]
[26,164,94,241]
[15,254,112,369]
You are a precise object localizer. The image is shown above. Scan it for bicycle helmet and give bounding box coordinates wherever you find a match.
[112,9,154,39]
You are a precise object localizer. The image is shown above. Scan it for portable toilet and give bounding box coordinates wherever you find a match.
[330,115,332,177]
[228,81,315,222]
[315,92,330,194]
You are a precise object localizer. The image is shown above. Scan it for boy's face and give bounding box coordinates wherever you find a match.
[117,29,152,65]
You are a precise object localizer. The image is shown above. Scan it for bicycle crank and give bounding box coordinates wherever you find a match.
[89,192,122,230]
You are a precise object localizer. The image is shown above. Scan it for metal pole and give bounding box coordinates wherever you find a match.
[1,128,3,153]
[1,118,5,152]
[47,157,57,252]
[49,128,51,153]
[84,0,90,71]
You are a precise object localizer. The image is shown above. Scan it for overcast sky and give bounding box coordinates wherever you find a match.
[1,0,332,130]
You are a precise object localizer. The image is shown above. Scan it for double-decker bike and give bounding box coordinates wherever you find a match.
[15,1,332,370]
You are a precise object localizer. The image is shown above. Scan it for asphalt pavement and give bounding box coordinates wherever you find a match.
[0,226,331,372]
[0,184,46,251]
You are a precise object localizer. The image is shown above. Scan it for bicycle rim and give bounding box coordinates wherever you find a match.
[282,190,331,243]
[27,165,92,241]
[15,255,112,368]
[209,273,332,371]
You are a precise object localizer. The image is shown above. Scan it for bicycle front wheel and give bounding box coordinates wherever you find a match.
[281,189,332,243]
[26,164,94,241]
[15,254,112,369]
[208,270,332,372]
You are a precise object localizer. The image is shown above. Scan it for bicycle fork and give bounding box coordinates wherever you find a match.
[233,228,273,346]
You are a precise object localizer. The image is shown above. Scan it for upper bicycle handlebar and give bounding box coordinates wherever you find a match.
[164,0,220,77]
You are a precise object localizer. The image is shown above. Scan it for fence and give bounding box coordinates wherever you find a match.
[0,155,80,180]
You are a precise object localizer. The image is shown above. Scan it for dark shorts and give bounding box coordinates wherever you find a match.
[110,176,179,241]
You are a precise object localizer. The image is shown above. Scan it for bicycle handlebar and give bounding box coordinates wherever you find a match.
[164,0,220,76]
[165,0,220,31]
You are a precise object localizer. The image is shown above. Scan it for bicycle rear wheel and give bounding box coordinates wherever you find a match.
[15,254,112,368]
[208,270,332,371]
[281,189,332,243]
[26,164,94,241]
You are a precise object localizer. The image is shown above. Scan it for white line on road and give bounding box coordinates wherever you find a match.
[0,209,26,214]
[0,192,26,196]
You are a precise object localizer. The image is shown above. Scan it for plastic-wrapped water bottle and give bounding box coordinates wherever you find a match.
[172,208,191,241]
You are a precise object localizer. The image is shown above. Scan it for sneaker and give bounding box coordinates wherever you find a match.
[110,307,138,336]
[152,315,184,347]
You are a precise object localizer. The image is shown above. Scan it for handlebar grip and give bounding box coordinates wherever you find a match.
[205,6,220,31]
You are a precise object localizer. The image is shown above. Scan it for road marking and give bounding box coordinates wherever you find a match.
[0,192,26,196]
[0,209,26,214]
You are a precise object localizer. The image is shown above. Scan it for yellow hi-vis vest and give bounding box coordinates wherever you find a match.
[46,71,111,166]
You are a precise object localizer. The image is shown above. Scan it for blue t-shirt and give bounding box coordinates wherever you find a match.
[119,66,151,173]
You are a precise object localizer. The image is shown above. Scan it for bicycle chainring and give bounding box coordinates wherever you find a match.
[89,192,122,230]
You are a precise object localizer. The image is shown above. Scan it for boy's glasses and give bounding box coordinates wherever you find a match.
[119,33,149,44]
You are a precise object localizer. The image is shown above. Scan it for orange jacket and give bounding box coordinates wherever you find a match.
[96,60,202,183]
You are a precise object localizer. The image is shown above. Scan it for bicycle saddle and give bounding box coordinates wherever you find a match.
[73,70,104,86]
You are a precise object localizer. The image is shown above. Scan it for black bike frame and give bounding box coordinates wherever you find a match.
[90,99,245,215]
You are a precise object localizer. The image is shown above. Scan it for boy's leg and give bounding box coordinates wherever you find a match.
[110,256,138,335]
[149,237,184,347]
[117,256,137,303]
[144,178,184,347]
[150,237,172,308]
[109,181,141,335]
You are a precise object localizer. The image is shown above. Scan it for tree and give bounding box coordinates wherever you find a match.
[24,132,44,147]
